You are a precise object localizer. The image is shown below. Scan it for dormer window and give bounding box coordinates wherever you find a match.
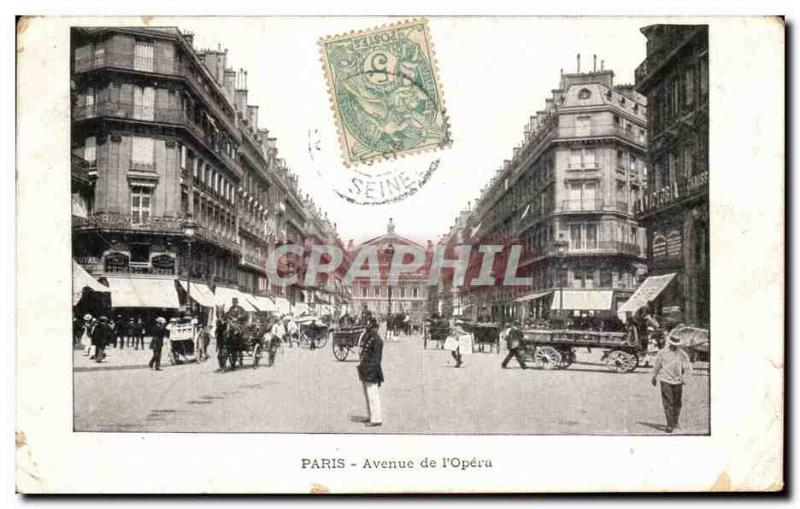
[578,88,591,100]
[606,90,612,100]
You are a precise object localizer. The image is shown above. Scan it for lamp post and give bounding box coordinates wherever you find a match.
[554,234,569,323]
[181,214,198,315]
[384,242,394,334]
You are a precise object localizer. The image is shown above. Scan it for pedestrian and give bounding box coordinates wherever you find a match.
[91,316,112,363]
[500,324,528,369]
[149,317,168,371]
[357,316,384,427]
[80,314,94,356]
[651,333,693,433]
[444,319,470,368]
[125,317,136,349]
[267,315,289,366]
[196,325,211,362]
[134,316,145,350]
[113,314,124,349]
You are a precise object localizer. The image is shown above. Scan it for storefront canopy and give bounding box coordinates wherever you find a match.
[214,286,257,312]
[106,277,180,309]
[551,290,614,311]
[72,261,110,305]
[515,290,552,303]
[274,297,291,315]
[244,294,276,312]
[293,302,310,316]
[178,280,216,308]
[616,273,677,321]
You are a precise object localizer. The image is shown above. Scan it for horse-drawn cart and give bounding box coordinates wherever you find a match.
[462,322,502,353]
[331,326,366,361]
[422,319,450,349]
[521,328,639,372]
[295,315,330,349]
[165,323,197,365]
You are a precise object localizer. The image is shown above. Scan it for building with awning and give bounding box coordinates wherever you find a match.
[515,290,553,303]
[72,260,110,305]
[178,280,216,308]
[244,294,276,313]
[616,273,677,321]
[273,296,292,315]
[551,290,615,312]
[106,277,181,309]
[214,286,257,312]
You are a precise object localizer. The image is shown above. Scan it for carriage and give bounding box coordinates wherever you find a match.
[295,315,330,349]
[422,318,450,349]
[331,325,367,361]
[165,322,198,365]
[462,321,502,353]
[520,328,639,372]
[215,316,271,370]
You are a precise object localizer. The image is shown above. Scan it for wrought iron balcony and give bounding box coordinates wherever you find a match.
[634,170,709,216]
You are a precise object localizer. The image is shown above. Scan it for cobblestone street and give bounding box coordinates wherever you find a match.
[74,335,709,434]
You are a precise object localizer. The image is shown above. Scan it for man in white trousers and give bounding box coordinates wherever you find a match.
[357,316,384,427]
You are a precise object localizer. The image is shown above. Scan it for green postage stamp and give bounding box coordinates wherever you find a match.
[319,18,451,166]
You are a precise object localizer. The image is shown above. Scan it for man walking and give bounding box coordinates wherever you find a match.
[357,316,384,427]
[501,324,528,369]
[651,334,693,433]
[91,316,112,363]
[149,317,168,371]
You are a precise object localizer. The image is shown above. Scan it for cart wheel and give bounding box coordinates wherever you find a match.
[332,341,349,362]
[605,350,638,373]
[534,345,562,370]
[555,347,574,369]
[252,344,261,368]
[316,331,329,349]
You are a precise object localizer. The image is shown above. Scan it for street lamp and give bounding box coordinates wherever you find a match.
[181,214,198,315]
[384,242,395,317]
[554,234,569,323]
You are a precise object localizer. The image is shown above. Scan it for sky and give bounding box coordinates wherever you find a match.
[170,17,649,245]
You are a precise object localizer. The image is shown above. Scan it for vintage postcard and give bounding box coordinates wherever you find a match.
[14,15,784,494]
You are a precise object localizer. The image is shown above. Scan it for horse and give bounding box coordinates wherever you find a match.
[214,306,248,371]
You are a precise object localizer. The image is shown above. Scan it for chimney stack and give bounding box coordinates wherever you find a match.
[577,54,581,73]
[593,54,597,72]
[601,59,605,71]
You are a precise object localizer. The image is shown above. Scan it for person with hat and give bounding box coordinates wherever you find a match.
[357,316,384,427]
[80,314,94,356]
[651,333,693,433]
[149,317,168,371]
[500,323,528,370]
[91,316,112,363]
[263,314,288,367]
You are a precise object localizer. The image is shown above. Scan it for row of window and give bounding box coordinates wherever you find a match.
[358,286,422,299]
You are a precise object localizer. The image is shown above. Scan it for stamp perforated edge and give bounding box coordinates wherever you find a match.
[317,17,453,168]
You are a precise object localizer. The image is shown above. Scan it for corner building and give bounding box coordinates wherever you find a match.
[634,25,709,327]
[70,27,328,322]
[461,66,649,322]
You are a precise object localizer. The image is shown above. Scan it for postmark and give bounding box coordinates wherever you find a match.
[319,18,451,167]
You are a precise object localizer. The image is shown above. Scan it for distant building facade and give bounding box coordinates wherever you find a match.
[634,25,709,326]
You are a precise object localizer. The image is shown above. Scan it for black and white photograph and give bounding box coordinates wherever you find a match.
[12,12,784,494]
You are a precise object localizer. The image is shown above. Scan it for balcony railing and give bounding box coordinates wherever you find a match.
[634,170,708,216]
[560,199,604,212]
[557,124,646,147]
[567,162,599,170]
[74,51,178,75]
[73,100,239,175]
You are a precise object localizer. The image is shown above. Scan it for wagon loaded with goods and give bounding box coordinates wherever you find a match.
[331,325,367,361]
[520,328,640,372]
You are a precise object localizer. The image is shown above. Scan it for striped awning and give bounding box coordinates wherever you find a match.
[274,297,291,315]
[514,290,552,303]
